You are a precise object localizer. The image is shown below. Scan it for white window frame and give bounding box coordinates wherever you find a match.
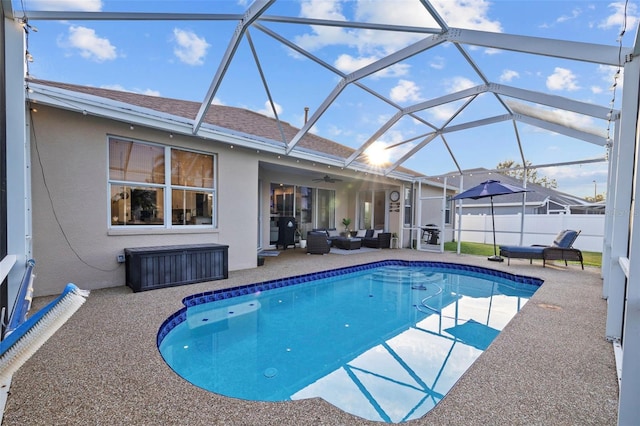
[107,136,217,229]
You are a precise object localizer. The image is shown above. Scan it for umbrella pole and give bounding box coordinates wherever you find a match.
[488,196,504,262]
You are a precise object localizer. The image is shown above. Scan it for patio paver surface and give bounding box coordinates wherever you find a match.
[3,249,617,425]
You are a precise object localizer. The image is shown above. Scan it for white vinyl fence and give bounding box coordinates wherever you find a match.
[454,213,605,253]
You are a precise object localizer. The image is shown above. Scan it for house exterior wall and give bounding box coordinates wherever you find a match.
[30,106,258,296]
[29,106,414,296]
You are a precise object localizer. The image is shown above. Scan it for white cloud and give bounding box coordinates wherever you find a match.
[430,56,445,70]
[356,0,502,32]
[597,64,624,91]
[61,25,117,62]
[390,79,423,103]
[27,0,102,11]
[591,86,603,94]
[295,1,501,67]
[295,0,360,52]
[443,76,476,92]
[427,0,502,32]
[172,28,210,66]
[500,69,519,82]
[427,104,459,122]
[546,67,579,91]
[257,100,283,118]
[599,2,639,30]
[556,7,582,24]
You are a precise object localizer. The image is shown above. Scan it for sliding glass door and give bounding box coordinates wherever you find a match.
[269,183,335,245]
[358,190,387,230]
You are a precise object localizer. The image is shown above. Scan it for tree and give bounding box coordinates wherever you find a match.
[496,160,558,189]
[585,193,606,202]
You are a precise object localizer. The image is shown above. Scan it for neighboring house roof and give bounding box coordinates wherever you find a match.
[444,168,595,212]
[29,79,424,180]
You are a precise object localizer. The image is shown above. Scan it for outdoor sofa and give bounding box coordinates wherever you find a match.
[310,228,392,250]
[499,229,584,269]
[360,229,392,249]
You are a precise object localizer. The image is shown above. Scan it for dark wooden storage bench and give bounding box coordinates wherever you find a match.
[124,243,228,292]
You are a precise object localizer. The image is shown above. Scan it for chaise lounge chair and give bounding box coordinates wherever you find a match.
[499,230,584,269]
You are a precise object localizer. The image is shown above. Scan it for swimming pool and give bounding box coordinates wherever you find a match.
[158,260,542,423]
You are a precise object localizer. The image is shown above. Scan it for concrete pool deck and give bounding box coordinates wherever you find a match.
[3,249,618,425]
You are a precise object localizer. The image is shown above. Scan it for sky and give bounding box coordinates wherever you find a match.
[14,0,640,198]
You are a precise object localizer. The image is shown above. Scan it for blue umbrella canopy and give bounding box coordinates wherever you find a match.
[451,179,530,200]
[451,180,531,261]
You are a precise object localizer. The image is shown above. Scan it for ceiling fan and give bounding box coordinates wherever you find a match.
[312,174,343,183]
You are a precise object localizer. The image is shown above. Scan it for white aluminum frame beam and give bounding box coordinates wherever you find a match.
[193,0,275,134]
[514,114,608,146]
[491,83,616,120]
[615,50,640,425]
[448,28,631,66]
[286,33,447,153]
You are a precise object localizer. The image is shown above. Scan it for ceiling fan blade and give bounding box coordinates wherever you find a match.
[312,174,342,183]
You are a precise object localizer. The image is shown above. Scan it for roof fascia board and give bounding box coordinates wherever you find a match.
[490,83,615,119]
[514,114,608,145]
[193,0,275,134]
[28,84,417,182]
[27,83,292,151]
[449,28,631,66]
[28,84,195,127]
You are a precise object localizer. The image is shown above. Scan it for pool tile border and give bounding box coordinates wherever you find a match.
[157,259,543,347]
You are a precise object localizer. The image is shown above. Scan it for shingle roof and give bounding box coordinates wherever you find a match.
[445,168,589,206]
[31,79,423,178]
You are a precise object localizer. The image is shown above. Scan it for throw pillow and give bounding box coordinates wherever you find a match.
[328,229,340,237]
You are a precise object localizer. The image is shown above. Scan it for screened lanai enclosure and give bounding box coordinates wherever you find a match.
[2,0,640,423]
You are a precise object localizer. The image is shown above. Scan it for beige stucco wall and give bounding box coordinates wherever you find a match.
[30,106,258,296]
[29,105,419,296]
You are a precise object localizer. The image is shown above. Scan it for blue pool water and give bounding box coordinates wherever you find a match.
[158,260,542,423]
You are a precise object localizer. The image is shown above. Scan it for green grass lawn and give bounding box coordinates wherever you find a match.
[443,241,601,268]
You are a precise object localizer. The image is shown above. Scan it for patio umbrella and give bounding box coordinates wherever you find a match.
[451,179,531,262]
